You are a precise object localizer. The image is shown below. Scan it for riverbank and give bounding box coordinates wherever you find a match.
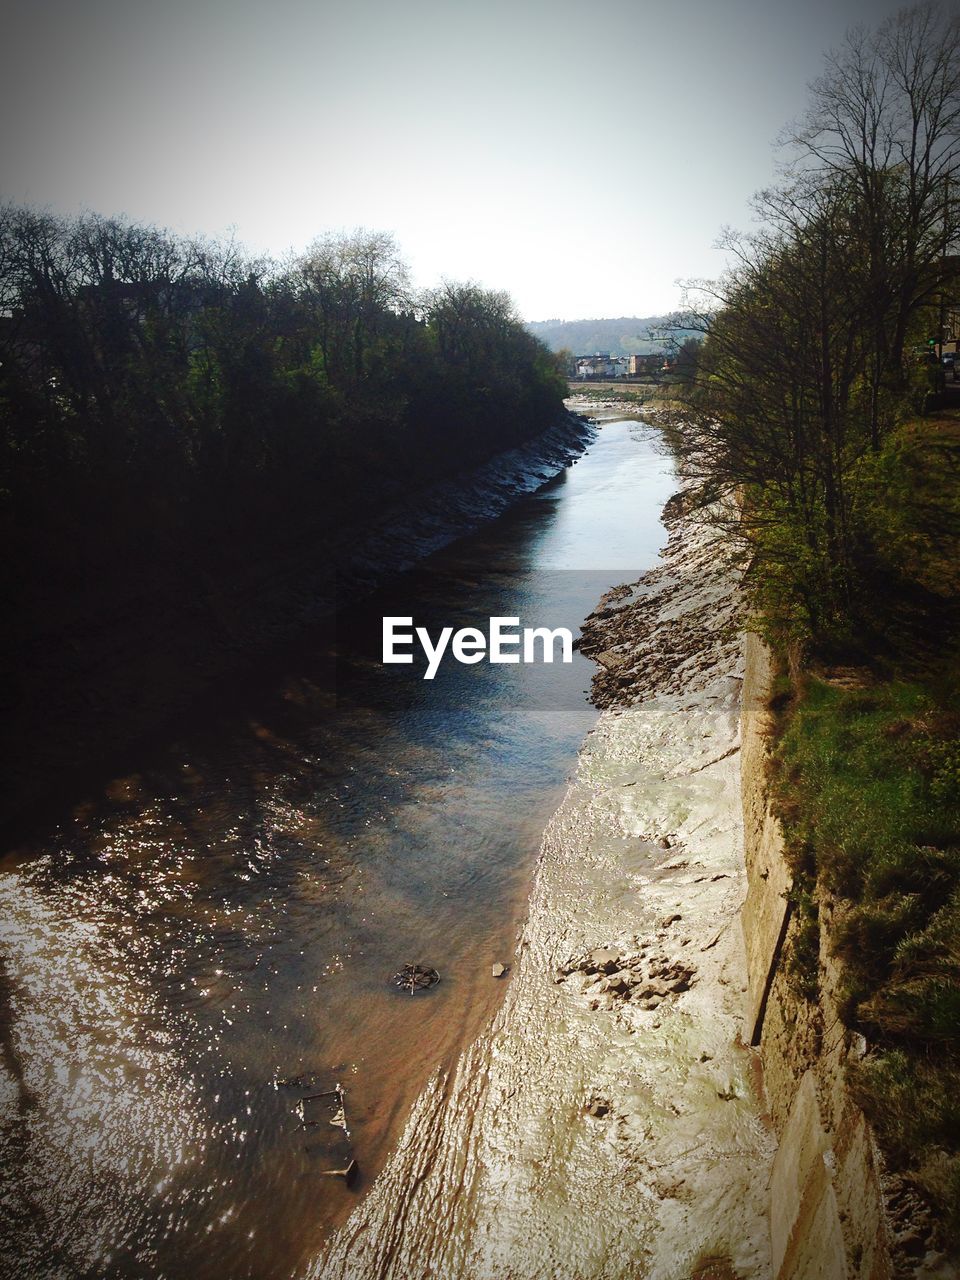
[312,490,775,1279]
[1,412,593,835]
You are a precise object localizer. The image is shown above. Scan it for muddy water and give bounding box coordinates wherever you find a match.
[0,418,674,1280]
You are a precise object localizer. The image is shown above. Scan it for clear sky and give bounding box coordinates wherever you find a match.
[1,0,913,320]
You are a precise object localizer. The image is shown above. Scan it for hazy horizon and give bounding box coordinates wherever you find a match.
[2,0,913,320]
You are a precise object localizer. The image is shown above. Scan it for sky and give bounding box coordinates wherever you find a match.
[0,0,915,321]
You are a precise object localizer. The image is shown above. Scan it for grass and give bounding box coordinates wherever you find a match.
[774,672,960,1234]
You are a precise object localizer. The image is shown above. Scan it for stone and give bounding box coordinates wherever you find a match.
[585,1099,610,1118]
[492,962,508,978]
[661,913,682,927]
[637,982,671,1000]
[848,1032,868,1059]
[595,650,624,671]
[602,972,631,995]
[588,948,621,974]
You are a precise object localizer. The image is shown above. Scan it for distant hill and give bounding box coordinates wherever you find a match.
[526,315,698,357]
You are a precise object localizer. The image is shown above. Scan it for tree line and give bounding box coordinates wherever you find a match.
[0,214,567,630]
[671,1,960,660]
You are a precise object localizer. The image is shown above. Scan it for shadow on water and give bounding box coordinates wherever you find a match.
[0,419,676,1279]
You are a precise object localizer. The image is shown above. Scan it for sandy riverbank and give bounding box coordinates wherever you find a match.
[310,490,776,1279]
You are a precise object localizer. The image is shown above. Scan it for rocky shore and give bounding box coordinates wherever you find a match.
[311,491,776,1279]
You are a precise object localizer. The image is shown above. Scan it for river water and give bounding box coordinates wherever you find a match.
[0,416,675,1280]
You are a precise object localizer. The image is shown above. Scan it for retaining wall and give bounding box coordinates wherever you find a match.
[740,633,891,1280]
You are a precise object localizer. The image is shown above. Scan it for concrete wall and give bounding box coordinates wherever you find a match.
[739,633,892,1280]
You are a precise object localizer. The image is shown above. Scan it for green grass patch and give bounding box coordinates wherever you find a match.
[775,672,960,1224]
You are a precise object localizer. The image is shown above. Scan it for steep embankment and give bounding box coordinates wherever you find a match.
[740,640,960,1280]
[3,414,593,829]
[739,638,891,1279]
[312,493,775,1279]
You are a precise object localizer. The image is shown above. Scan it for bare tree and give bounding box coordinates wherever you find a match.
[422,281,517,365]
[295,230,410,382]
[787,1,960,445]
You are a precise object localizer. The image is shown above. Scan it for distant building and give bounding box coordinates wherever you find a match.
[572,350,672,379]
[574,353,617,378]
[628,353,662,375]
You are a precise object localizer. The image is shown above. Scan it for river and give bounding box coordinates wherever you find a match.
[0,415,675,1280]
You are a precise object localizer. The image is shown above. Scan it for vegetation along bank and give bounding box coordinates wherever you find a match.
[668,5,960,1268]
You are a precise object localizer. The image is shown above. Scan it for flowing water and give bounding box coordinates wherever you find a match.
[0,417,675,1280]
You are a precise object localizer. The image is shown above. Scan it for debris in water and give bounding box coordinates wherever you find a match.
[278,1077,358,1178]
[294,1085,349,1134]
[319,1157,358,1184]
[276,1071,328,1090]
[392,964,440,994]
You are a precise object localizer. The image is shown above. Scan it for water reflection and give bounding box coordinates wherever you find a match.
[0,420,674,1279]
